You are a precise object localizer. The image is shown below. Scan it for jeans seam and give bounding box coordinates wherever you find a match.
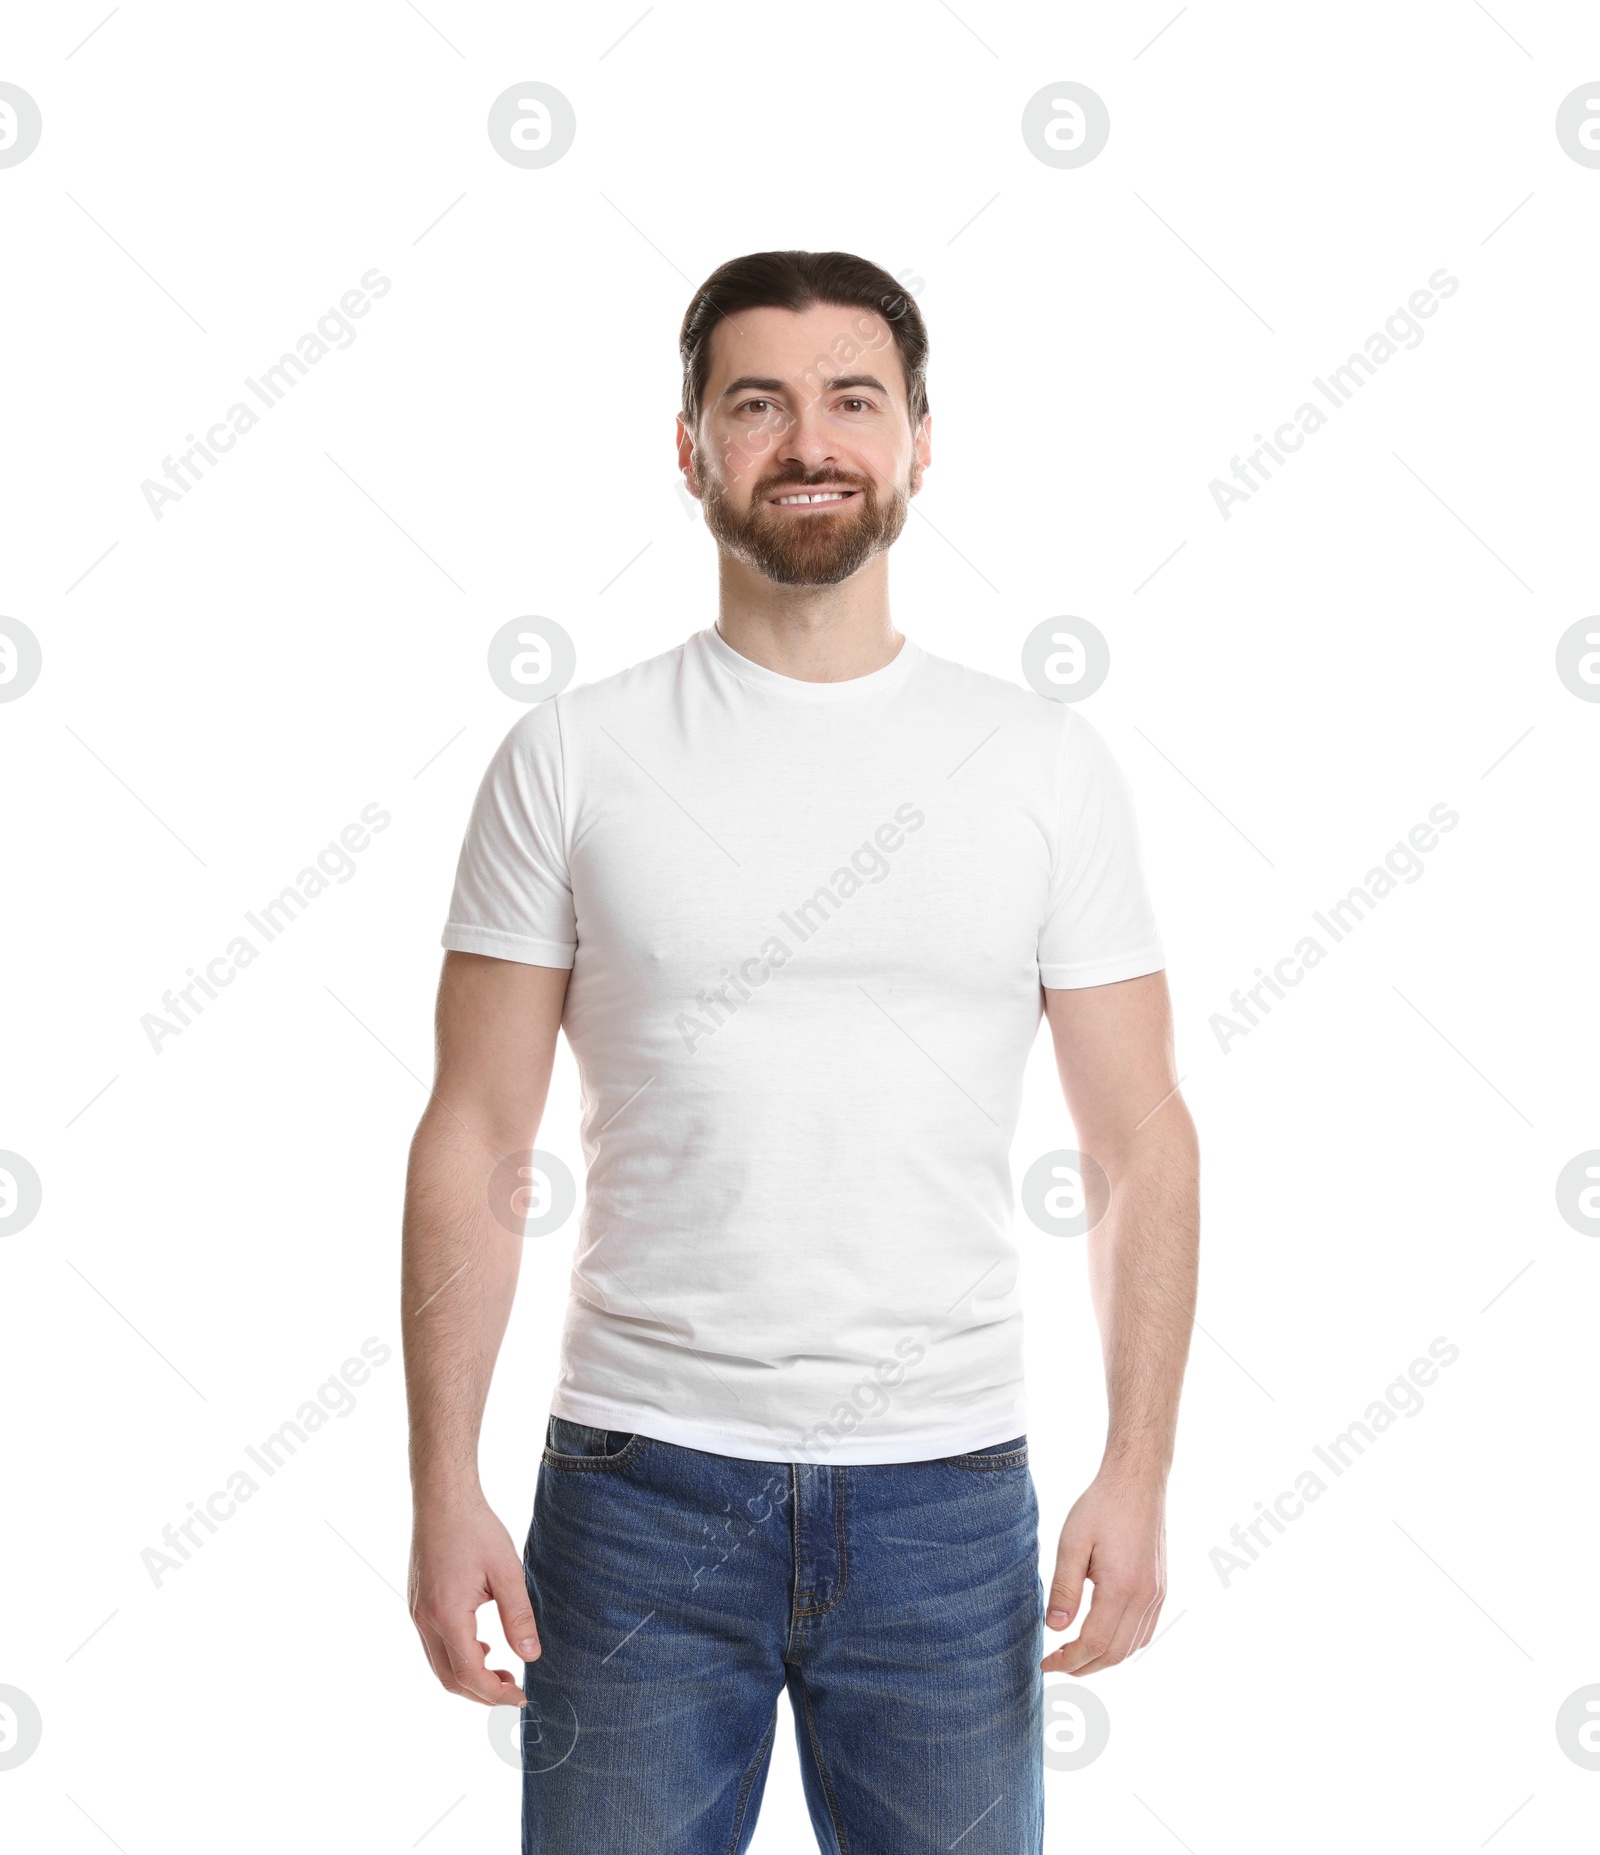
[785,1463,804,1657]
[795,1664,852,1855]
[541,1434,648,1471]
[722,1709,777,1855]
[953,1444,1029,1470]
[795,1466,849,1618]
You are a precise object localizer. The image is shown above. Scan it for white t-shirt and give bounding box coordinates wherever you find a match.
[442,626,1164,1463]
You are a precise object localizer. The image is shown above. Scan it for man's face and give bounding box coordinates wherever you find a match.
[678,303,931,587]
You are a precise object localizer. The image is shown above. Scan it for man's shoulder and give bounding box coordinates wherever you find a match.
[909,643,1135,800]
[911,641,1079,737]
[483,637,693,773]
[556,633,696,717]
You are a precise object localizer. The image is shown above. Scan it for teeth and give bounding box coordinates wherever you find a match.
[775,491,850,505]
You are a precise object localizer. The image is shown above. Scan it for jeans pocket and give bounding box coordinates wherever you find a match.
[543,1415,641,1468]
[951,1435,1028,1469]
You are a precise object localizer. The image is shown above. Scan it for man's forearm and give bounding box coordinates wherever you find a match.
[1086,1104,1199,1482]
[402,1105,523,1501]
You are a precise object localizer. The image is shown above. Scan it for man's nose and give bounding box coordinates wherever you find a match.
[776,404,838,470]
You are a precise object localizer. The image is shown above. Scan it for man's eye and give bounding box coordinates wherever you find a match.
[739,399,772,414]
[840,398,873,413]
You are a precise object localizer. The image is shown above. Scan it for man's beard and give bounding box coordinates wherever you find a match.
[696,453,914,587]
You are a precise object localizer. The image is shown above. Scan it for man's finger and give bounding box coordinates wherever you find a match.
[491,1556,541,1662]
[413,1615,458,1693]
[1052,1580,1161,1676]
[1049,1608,1123,1675]
[439,1618,527,1707]
[1045,1537,1091,1631]
[1075,1593,1144,1675]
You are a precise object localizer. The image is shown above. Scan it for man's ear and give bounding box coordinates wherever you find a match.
[675,414,700,496]
[911,412,933,494]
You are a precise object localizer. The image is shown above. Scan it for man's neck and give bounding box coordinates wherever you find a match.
[714,553,903,684]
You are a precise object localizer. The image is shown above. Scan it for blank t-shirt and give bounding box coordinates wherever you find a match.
[441,626,1164,1463]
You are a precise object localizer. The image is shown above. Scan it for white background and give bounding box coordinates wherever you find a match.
[2,2,1597,1850]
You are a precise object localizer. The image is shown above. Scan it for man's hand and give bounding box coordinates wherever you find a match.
[1039,973,1195,1678]
[409,1492,542,1706]
[403,954,569,1707]
[1041,1469,1166,1675]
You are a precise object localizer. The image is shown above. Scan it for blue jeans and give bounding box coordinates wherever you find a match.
[521,1416,1044,1853]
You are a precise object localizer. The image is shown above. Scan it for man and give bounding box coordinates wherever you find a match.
[404,249,1199,1853]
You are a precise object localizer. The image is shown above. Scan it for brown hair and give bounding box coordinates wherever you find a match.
[679,250,929,431]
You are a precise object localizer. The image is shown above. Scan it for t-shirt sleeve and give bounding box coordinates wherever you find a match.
[440,702,577,969]
[1038,709,1165,989]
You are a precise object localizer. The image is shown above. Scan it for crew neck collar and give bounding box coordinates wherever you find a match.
[700,624,920,702]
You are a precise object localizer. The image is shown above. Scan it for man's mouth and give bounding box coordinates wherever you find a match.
[767,487,861,508]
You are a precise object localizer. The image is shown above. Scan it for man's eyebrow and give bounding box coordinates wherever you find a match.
[718,373,892,400]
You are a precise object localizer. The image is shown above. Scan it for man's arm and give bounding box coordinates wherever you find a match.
[403,949,570,1707]
[1039,969,1199,1676]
